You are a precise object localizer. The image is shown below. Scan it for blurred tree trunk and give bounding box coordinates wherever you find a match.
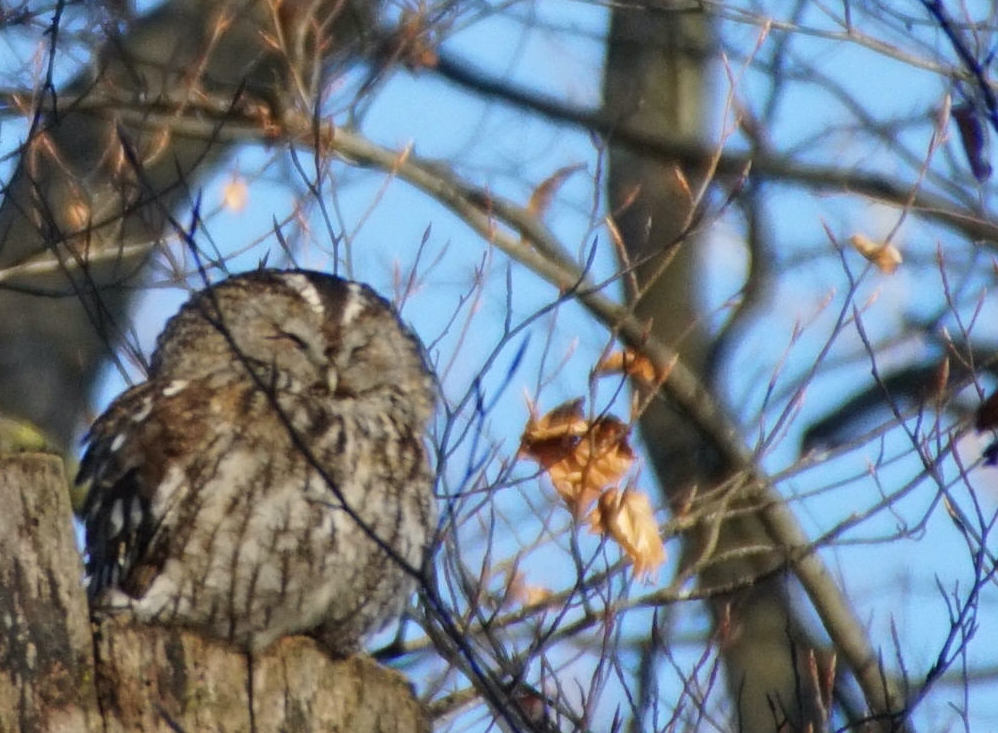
[603,5,825,730]
[0,454,430,733]
[0,0,377,451]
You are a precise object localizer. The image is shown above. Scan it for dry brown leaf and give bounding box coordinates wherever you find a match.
[520,398,587,445]
[508,571,552,607]
[871,245,903,274]
[545,417,634,513]
[589,488,666,581]
[222,176,249,211]
[520,400,634,515]
[596,349,672,387]
[527,165,584,219]
[850,234,902,274]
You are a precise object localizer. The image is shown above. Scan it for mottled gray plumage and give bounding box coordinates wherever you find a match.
[78,270,435,654]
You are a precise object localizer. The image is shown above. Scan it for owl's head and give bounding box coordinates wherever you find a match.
[151,270,434,424]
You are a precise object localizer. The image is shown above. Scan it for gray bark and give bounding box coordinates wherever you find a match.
[0,454,100,732]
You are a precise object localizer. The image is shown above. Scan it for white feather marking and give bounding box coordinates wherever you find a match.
[341,282,365,326]
[282,273,325,315]
[129,498,144,527]
[110,432,127,452]
[108,499,125,537]
[131,397,153,422]
[162,379,188,397]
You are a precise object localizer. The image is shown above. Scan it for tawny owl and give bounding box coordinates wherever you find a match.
[78,269,436,654]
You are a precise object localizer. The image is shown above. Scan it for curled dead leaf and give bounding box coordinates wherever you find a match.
[222,176,249,211]
[508,571,553,608]
[850,234,902,274]
[588,488,666,581]
[545,417,633,513]
[520,400,634,515]
[520,398,587,444]
[527,165,585,220]
[596,348,674,387]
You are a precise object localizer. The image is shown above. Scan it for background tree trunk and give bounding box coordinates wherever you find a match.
[0,454,430,733]
[0,0,377,451]
[603,5,824,730]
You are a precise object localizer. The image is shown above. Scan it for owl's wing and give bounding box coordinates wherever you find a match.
[78,378,196,601]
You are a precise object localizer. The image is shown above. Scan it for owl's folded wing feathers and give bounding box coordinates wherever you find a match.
[78,378,207,601]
